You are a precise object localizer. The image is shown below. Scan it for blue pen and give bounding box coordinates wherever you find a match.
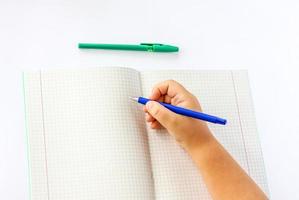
[130,96,227,125]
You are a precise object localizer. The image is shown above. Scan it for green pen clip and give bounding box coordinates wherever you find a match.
[140,43,179,52]
[78,42,179,53]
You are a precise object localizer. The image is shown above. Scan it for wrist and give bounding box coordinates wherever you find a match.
[185,127,215,157]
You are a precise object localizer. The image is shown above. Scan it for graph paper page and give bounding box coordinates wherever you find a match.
[140,70,269,200]
[23,67,154,200]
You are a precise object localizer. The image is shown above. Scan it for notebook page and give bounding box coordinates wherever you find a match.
[23,67,154,200]
[140,70,269,199]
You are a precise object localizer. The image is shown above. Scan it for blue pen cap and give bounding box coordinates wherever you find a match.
[215,118,227,125]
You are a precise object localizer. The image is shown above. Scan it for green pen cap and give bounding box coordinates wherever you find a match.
[141,43,179,52]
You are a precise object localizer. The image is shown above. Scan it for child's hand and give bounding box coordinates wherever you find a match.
[144,80,268,200]
[143,80,212,151]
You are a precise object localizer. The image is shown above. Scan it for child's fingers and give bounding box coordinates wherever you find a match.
[150,121,162,129]
[150,80,191,100]
[144,108,160,124]
[145,110,163,129]
[143,106,147,112]
[145,113,155,122]
[150,88,162,100]
[164,95,172,104]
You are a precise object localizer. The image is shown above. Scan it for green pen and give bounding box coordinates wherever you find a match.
[78,43,179,52]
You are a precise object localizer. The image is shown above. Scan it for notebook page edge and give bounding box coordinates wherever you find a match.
[23,71,49,200]
[231,70,270,196]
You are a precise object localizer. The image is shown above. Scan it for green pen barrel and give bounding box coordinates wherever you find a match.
[78,43,148,51]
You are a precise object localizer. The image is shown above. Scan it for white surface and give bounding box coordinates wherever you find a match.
[0,0,298,199]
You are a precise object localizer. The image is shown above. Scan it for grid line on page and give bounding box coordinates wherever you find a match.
[39,71,50,200]
[230,70,250,175]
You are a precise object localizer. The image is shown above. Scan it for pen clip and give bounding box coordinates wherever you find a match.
[140,43,179,52]
[140,43,164,46]
[140,43,165,52]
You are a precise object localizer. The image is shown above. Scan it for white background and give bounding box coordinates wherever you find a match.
[0,0,299,199]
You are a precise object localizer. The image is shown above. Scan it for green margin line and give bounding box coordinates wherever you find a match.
[22,72,32,199]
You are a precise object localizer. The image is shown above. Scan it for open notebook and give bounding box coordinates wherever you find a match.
[23,67,269,199]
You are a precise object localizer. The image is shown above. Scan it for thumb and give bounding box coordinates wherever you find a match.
[146,101,177,129]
